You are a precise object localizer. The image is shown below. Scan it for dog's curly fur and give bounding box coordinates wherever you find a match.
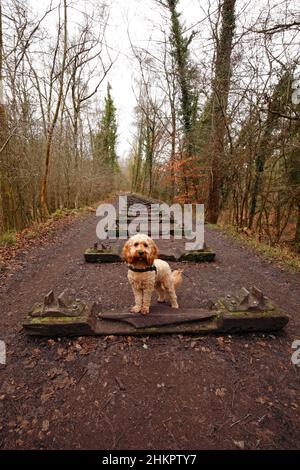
[122,234,182,315]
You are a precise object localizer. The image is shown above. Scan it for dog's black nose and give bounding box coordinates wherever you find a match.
[138,250,144,256]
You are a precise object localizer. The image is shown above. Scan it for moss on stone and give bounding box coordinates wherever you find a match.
[29,315,89,324]
[85,248,115,254]
[216,297,281,318]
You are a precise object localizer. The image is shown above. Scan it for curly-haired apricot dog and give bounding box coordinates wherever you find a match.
[122,234,182,315]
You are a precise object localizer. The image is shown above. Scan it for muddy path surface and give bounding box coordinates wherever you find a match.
[0,196,299,450]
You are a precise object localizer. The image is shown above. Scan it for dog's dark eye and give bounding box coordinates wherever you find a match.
[134,242,138,247]
[143,243,148,248]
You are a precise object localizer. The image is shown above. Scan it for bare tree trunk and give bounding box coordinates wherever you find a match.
[40,0,68,217]
[0,0,5,135]
[170,115,176,200]
[295,202,300,251]
[165,0,194,156]
[0,0,11,231]
[207,0,236,223]
[248,71,291,228]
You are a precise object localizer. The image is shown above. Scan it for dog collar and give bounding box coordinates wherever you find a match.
[128,265,157,273]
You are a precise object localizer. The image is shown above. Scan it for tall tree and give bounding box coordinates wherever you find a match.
[40,0,68,217]
[289,141,300,250]
[157,0,197,201]
[130,115,144,193]
[248,70,293,228]
[207,0,236,223]
[94,83,118,171]
[0,0,11,231]
[165,0,196,155]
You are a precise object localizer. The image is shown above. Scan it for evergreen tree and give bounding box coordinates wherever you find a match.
[165,0,197,156]
[94,83,119,171]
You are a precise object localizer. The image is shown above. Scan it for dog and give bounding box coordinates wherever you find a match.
[122,234,182,315]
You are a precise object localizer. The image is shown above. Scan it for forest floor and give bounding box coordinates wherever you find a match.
[0,197,300,450]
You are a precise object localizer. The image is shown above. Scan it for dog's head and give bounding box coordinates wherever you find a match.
[122,234,158,266]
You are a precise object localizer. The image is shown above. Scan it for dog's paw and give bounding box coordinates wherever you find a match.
[157,299,166,303]
[171,303,179,309]
[140,306,150,315]
[130,305,141,314]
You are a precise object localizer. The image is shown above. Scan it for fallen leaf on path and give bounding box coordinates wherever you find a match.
[32,348,41,355]
[215,387,226,397]
[234,440,245,450]
[65,353,76,362]
[54,374,75,389]
[42,420,49,432]
[256,396,269,405]
[47,368,63,379]
[41,387,55,403]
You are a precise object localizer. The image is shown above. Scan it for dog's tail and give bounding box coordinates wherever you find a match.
[172,269,183,289]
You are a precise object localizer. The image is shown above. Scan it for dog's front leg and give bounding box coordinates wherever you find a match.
[130,287,143,313]
[141,285,154,315]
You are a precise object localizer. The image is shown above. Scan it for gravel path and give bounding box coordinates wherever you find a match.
[0,199,299,450]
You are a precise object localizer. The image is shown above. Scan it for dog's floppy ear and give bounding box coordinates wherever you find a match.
[147,239,158,266]
[122,240,133,264]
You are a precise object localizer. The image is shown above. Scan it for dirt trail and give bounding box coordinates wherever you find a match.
[0,200,299,450]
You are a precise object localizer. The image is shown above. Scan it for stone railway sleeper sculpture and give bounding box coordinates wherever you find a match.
[23,287,289,337]
[85,193,216,263]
